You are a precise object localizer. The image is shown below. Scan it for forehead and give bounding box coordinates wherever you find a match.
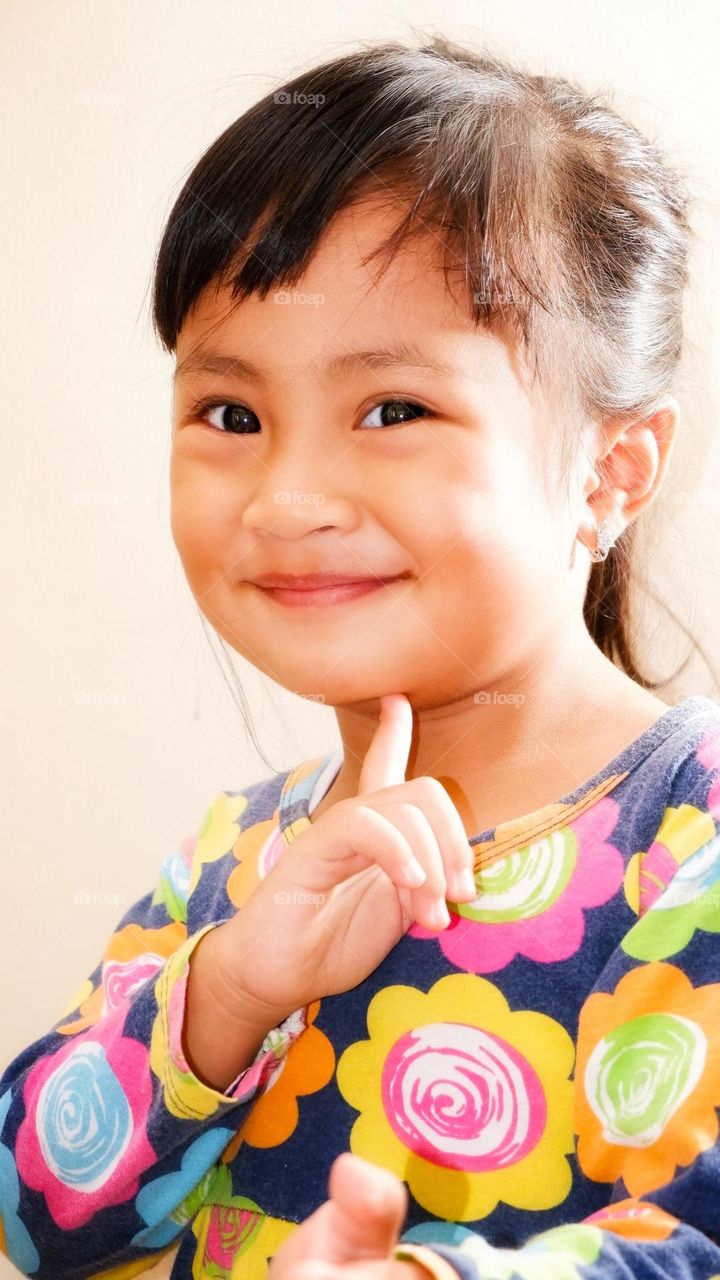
[175,197,537,408]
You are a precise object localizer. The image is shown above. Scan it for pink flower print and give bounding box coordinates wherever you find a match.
[411,797,624,974]
[383,1021,548,1172]
[696,726,720,819]
[15,1010,156,1229]
[101,953,168,1016]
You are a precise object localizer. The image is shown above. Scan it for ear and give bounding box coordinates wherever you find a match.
[576,394,680,553]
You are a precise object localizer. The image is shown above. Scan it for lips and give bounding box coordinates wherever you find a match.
[252,571,409,589]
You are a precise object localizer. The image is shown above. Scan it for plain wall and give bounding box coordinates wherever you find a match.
[2,1,719,1275]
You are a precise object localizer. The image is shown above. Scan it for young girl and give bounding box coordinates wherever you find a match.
[2,31,720,1280]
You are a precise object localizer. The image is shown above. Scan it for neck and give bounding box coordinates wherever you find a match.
[310,631,666,837]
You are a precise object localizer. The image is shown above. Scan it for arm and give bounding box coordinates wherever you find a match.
[0,792,307,1279]
[182,907,300,1093]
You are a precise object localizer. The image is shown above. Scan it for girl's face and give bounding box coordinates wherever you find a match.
[170,198,591,712]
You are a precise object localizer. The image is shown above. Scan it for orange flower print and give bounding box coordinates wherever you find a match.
[336,974,575,1222]
[56,920,185,1035]
[218,1000,335,1164]
[575,962,720,1196]
[228,756,339,910]
[226,816,281,910]
[583,1196,679,1242]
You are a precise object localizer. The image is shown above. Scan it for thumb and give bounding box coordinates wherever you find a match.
[326,1152,408,1259]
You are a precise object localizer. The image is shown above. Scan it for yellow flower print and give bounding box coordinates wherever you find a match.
[190,1167,297,1280]
[575,962,720,1196]
[336,974,575,1222]
[88,1250,176,1279]
[623,802,716,916]
[187,793,249,897]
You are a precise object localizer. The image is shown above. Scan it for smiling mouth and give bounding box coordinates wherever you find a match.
[253,575,410,608]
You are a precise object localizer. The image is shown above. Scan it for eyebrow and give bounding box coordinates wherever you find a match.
[173,341,457,384]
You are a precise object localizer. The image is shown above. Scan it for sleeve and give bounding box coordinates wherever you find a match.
[0,793,308,1280]
[393,739,720,1280]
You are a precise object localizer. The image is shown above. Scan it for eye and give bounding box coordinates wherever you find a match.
[358,399,433,430]
[184,396,434,435]
[190,398,260,435]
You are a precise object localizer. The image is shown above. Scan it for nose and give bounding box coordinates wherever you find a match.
[240,440,358,538]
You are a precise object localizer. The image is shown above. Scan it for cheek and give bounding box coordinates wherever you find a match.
[170,458,241,581]
[422,489,507,572]
[424,488,557,612]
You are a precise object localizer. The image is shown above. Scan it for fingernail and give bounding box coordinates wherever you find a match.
[404,858,427,887]
[432,901,451,929]
[458,869,476,898]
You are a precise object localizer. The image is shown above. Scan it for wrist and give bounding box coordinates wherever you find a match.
[207,918,295,1031]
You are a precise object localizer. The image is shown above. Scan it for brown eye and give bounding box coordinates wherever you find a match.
[195,400,260,434]
[359,400,432,429]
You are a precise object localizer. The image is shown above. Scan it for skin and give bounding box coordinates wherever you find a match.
[266,1151,433,1280]
[170,196,681,841]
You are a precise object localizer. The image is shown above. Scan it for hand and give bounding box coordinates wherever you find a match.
[218,692,476,1022]
[267,1151,433,1280]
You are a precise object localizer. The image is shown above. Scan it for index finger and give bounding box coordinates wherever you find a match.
[357,693,414,796]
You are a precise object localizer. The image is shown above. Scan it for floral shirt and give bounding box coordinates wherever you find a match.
[3,694,720,1280]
